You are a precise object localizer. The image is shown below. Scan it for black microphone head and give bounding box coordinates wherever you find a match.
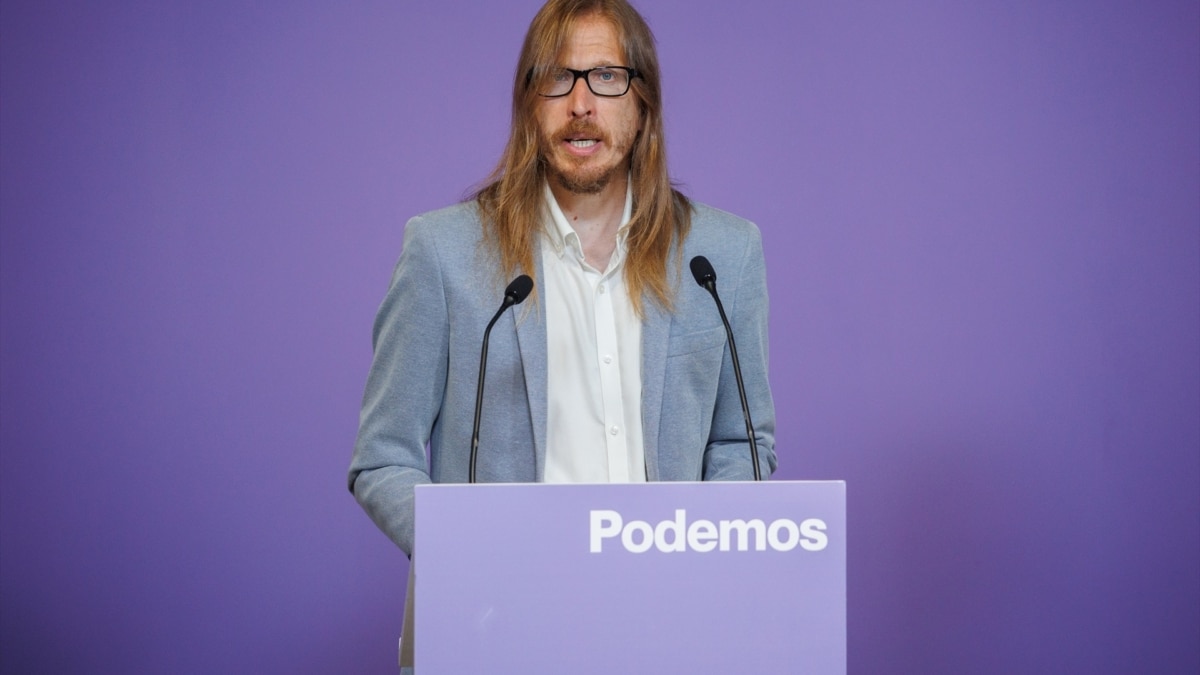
[689,256,716,287]
[505,274,534,305]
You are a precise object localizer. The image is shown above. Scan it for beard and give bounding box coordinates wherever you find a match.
[554,164,613,195]
[539,119,632,195]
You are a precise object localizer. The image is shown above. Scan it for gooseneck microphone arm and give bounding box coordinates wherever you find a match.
[470,274,534,484]
[689,256,762,481]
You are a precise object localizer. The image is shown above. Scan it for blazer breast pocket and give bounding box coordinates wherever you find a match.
[666,325,727,358]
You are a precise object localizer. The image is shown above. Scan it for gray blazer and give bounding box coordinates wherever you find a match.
[349,200,776,555]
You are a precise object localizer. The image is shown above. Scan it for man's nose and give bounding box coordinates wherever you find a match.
[567,76,595,117]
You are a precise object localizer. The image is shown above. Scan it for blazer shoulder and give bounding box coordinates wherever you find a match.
[401,201,486,256]
[686,201,763,250]
[400,199,480,236]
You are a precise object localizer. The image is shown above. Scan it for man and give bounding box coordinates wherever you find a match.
[349,0,775,558]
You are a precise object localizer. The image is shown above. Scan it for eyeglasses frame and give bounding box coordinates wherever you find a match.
[528,66,643,98]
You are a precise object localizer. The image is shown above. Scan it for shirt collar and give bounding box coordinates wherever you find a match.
[542,179,634,261]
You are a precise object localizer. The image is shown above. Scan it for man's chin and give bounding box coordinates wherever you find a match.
[559,175,608,195]
[550,164,621,196]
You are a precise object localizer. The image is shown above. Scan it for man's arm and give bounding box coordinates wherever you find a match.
[702,225,777,481]
[348,216,448,556]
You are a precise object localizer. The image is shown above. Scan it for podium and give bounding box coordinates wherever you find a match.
[410,480,845,673]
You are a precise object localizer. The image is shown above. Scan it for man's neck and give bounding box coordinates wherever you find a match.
[548,173,629,272]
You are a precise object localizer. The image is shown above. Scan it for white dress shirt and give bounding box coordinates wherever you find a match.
[541,182,646,483]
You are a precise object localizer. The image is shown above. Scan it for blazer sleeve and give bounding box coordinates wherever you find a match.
[348,216,447,556]
[701,226,777,480]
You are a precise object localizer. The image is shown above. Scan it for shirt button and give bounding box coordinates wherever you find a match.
[597,284,606,294]
[603,355,613,364]
[609,425,619,436]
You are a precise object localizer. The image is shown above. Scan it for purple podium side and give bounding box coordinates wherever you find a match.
[412,481,846,673]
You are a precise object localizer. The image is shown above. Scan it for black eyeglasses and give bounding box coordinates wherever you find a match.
[533,66,641,98]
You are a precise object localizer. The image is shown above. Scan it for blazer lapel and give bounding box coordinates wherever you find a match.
[515,252,548,480]
[640,288,672,482]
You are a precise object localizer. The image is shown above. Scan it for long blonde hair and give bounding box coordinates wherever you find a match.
[474,0,691,315]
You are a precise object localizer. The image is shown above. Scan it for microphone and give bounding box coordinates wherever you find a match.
[689,256,762,481]
[470,274,534,483]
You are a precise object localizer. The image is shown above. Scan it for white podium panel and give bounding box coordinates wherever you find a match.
[413,480,846,673]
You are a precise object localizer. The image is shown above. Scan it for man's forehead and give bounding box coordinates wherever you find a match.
[553,14,624,65]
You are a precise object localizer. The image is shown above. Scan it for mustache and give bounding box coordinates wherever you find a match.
[555,119,608,143]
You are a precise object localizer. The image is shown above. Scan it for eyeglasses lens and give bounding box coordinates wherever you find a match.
[542,68,631,97]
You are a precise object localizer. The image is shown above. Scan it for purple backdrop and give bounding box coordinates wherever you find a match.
[1,1,1196,673]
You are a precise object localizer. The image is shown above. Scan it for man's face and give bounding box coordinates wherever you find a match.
[535,15,641,195]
